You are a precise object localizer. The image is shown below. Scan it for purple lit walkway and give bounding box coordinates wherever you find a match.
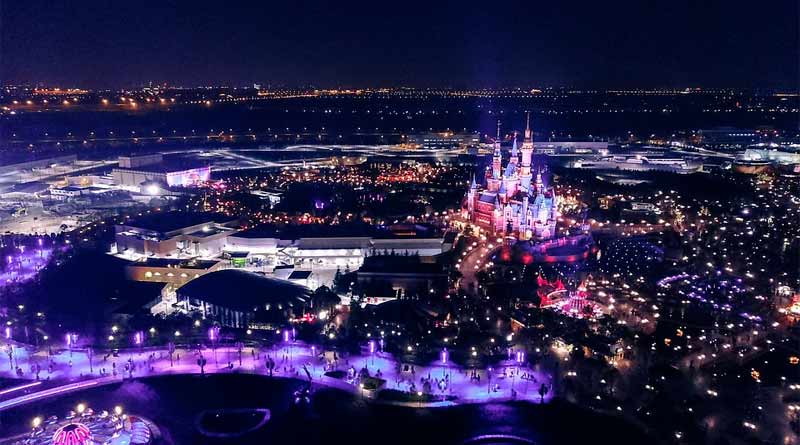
[0,248,53,287]
[0,341,554,411]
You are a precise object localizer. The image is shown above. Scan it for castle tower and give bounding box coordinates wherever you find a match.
[493,203,504,233]
[520,112,534,190]
[492,120,502,180]
[467,174,478,214]
[520,193,531,240]
[510,133,519,165]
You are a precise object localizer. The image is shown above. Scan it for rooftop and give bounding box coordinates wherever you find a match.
[115,157,210,173]
[232,222,440,241]
[177,269,311,311]
[122,212,236,234]
[288,270,312,280]
[358,255,444,275]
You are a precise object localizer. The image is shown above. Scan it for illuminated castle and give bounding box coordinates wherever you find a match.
[463,116,558,240]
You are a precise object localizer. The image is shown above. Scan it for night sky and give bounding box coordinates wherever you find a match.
[1,0,798,89]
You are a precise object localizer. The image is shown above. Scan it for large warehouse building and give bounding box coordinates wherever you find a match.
[112,154,211,190]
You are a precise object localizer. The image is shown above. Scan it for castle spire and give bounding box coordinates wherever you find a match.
[524,112,532,143]
[520,114,534,190]
[492,120,502,180]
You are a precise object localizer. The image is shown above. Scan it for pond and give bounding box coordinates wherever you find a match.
[0,374,653,445]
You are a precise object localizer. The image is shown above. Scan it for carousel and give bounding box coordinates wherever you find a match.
[17,404,155,445]
[538,277,604,320]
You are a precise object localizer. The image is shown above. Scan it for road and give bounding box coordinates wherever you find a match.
[457,237,497,294]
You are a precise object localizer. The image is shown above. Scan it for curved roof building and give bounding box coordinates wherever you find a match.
[177,269,311,328]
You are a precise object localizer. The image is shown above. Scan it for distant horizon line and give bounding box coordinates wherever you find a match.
[2,84,798,93]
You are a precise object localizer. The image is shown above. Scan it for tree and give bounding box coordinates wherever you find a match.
[333,267,342,287]
[538,383,549,403]
[312,286,341,311]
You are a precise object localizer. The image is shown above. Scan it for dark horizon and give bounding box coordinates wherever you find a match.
[2,0,798,90]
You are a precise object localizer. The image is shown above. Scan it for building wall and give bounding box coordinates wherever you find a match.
[225,236,279,254]
[112,168,167,188]
[184,234,229,257]
[188,298,248,329]
[115,233,179,257]
[119,154,163,169]
[370,238,444,257]
[357,272,447,298]
[166,167,211,187]
[125,262,223,286]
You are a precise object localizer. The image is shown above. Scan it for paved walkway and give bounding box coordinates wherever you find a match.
[0,341,554,411]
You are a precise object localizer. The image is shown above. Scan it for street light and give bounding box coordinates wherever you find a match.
[369,340,376,365]
[66,333,75,357]
[133,331,144,354]
[282,328,295,363]
[209,326,220,368]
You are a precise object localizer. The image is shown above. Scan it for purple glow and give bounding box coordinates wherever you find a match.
[4,326,10,339]
[133,331,144,345]
[165,166,211,187]
[1,247,54,287]
[369,340,376,354]
[441,348,448,365]
[515,351,525,364]
[283,330,290,342]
